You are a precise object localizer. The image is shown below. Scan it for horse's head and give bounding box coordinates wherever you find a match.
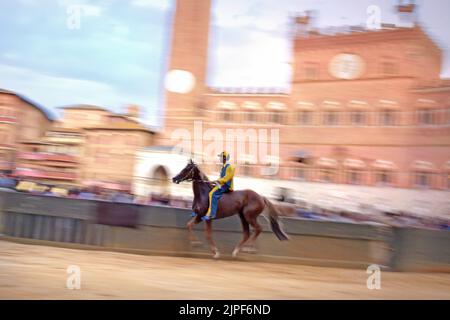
[172,159,198,184]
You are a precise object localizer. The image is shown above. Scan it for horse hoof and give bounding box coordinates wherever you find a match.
[232,248,239,258]
[213,252,220,259]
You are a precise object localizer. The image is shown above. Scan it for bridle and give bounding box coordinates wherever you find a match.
[179,165,210,184]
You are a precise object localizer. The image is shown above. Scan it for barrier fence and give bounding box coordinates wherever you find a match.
[0,191,448,272]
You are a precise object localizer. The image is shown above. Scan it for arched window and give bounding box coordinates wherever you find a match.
[344,159,366,185]
[238,154,257,177]
[267,102,286,124]
[316,157,338,183]
[411,161,435,189]
[217,101,237,122]
[372,160,397,187]
[319,169,335,183]
[242,102,261,123]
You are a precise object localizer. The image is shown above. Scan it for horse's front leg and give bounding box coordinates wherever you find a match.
[204,220,220,259]
[187,215,202,246]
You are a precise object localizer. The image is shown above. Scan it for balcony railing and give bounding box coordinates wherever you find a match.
[13,168,77,181]
[17,152,77,163]
[0,116,18,123]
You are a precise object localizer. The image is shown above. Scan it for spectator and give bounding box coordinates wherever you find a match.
[110,191,134,203]
[79,188,95,200]
[68,188,80,198]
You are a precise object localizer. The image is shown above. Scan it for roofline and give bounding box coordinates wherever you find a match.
[0,88,55,121]
[294,25,441,52]
[57,104,110,112]
[83,126,156,134]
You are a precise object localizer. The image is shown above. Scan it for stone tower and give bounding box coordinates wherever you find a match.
[159,0,212,147]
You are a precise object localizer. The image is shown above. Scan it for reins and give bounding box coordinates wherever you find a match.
[182,165,210,184]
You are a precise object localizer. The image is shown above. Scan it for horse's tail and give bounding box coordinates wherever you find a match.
[263,197,289,241]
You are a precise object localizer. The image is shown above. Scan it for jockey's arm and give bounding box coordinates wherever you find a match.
[217,165,235,186]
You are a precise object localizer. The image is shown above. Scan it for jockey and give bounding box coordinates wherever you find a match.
[203,151,235,221]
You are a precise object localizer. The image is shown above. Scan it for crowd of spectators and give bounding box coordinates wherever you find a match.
[273,187,450,231]
[292,205,450,231]
[1,175,448,231]
[0,175,193,208]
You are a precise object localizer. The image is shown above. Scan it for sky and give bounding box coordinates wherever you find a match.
[1,0,449,127]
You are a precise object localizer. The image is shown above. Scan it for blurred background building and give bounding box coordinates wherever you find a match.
[1,98,155,191]
[0,88,53,173]
[141,0,450,213]
[0,0,449,214]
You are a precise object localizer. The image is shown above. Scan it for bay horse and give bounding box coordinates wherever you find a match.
[172,160,289,259]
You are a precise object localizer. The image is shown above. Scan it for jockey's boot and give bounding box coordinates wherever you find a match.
[202,215,212,221]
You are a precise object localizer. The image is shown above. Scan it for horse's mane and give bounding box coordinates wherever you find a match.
[194,164,210,181]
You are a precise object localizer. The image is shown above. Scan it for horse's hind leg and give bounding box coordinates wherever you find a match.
[187,215,202,246]
[204,220,220,259]
[245,216,263,252]
[232,213,250,258]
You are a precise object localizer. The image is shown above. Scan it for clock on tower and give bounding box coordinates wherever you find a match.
[165,69,196,94]
[329,53,365,80]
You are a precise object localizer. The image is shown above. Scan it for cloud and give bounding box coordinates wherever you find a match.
[80,4,103,16]
[57,0,104,16]
[131,0,170,11]
[112,24,130,36]
[2,53,19,61]
[0,64,116,107]
[17,0,38,6]
[209,1,292,88]
[0,64,159,125]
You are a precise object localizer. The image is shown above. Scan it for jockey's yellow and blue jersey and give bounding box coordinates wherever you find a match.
[218,163,235,191]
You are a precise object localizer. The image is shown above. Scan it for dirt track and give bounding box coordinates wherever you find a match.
[0,240,449,300]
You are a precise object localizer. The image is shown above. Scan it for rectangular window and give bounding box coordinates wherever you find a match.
[298,111,313,125]
[244,111,257,123]
[375,171,392,186]
[303,62,319,81]
[382,61,397,75]
[268,112,283,124]
[414,172,430,188]
[323,111,339,126]
[305,67,318,80]
[218,111,232,122]
[380,109,396,126]
[295,167,308,181]
[320,169,334,183]
[241,164,252,177]
[347,171,362,185]
[418,109,434,125]
[350,111,366,125]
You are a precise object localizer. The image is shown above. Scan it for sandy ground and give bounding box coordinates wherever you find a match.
[0,240,449,300]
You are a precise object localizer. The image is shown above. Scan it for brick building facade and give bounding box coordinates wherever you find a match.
[157,0,450,192]
[0,89,54,173]
[9,102,155,189]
